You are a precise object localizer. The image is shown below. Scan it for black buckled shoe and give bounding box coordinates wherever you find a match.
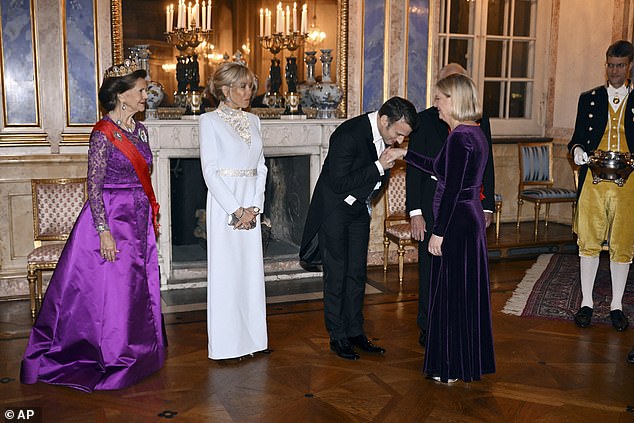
[330,339,360,360]
[628,348,634,364]
[348,335,386,354]
[610,309,629,332]
[574,306,593,328]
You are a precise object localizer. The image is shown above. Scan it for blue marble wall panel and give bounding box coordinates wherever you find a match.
[0,0,38,125]
[362,0,385,113]
[65,0,98,125]
[406,0,429,110]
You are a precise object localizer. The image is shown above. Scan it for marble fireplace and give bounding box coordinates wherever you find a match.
[145,118,342,288]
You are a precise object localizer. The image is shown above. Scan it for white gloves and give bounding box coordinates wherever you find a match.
[573,146,588,165]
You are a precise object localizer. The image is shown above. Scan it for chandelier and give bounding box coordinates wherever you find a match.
[306,0,326,49]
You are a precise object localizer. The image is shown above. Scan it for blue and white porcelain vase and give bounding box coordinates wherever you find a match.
[308,49,343,119]
[132,44,165,118]
[298,51,317,109]
[146,80,165,109]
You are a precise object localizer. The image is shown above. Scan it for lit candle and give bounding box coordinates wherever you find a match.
[166,5,170,32]
[202,1,207,31]
[266,9,271,36]
[293,3,297,32]
[301,4,307,34]
[187,2,192,29]
[285,5,290,35]
[207,1,212,30]
[183,1,188,28]
[181,1,185,28]
[170,5,175,31]
[276,2,282,33]
[259,8,264,37]
[177,1,182,29]
[194,0,199,28]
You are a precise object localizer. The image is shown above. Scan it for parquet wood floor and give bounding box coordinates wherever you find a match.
[1,224,633,422]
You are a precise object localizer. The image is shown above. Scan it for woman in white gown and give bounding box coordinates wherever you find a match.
[199,63,268,360]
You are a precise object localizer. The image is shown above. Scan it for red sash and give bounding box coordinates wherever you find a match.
[93,120,160,237]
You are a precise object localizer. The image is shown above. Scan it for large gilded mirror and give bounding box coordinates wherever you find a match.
[110,0,347,116]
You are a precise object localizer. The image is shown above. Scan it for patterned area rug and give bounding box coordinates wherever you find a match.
[502,253,634,324]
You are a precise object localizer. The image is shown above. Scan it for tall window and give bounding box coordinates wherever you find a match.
[437,0,549,135]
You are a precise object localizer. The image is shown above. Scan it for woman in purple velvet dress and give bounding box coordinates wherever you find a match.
[403,73,495,383]
[20,60,166,392]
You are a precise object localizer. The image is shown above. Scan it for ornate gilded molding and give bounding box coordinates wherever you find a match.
[0,133,49,147]
[111,0,123,64]
[337,0,348,117]
[60,132,91,146]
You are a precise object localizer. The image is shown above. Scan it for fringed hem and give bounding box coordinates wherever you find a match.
[501,254,554,316]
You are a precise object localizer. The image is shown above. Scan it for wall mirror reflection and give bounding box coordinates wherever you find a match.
[113,0,344,114]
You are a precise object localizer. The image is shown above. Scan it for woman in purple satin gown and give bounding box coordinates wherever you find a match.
[403,74,495,383]
[20,60,166,392]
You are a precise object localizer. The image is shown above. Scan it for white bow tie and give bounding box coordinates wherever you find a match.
[608,85,629,98]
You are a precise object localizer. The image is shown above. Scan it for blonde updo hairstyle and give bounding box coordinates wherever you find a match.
[435,73,482,122]
[209,62,258,102]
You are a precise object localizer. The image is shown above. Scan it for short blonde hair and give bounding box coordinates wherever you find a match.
[435,73,482,122]
[209,62,257,102]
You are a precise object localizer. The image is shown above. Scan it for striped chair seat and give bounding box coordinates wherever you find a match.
[519,188,576,199]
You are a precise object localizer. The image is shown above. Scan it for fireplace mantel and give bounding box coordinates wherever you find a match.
[145,118,343,285]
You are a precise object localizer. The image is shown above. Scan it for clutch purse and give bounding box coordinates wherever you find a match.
[228,213,240,226]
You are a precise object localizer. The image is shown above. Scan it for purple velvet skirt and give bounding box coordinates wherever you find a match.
[20,184,166,392]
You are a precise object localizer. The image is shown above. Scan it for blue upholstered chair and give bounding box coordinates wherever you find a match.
[516,142,576,239]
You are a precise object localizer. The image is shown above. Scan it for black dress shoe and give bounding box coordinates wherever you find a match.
[330,339,360,360]
[574,306,593,328]
[610,309,629,332]
[628,348,634,364]
[418,331,426,347]
[348,335,386,354]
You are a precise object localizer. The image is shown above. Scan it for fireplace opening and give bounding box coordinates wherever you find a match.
[170,155,311,263]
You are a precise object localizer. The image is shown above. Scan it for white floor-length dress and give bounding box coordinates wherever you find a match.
[199,105,268,360]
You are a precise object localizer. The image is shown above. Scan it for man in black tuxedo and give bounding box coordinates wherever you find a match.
[406,63,496,347]
[300,97,419,360]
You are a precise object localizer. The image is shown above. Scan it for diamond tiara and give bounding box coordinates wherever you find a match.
[104,58,139,78]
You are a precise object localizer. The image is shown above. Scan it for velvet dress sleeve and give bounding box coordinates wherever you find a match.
[87,129,112,231]
[404,148,435,174]
[431,131,473,237]
[479,117,496,212]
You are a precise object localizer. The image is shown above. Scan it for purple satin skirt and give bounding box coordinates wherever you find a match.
[21,184,166,392]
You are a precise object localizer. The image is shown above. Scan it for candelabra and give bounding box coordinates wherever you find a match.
[165,27,213,114]
[165,27,213,56]
[258,31,307,113]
